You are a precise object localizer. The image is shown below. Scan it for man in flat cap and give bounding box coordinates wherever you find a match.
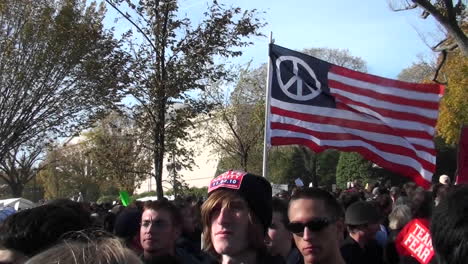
[340,201,384,264]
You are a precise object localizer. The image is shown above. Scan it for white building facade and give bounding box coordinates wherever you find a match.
[134,115,224,194]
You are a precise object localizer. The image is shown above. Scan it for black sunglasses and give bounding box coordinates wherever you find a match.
[287,218,334,234]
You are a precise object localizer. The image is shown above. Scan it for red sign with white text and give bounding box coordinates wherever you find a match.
[400,219,434,264]
[208,170,246,193]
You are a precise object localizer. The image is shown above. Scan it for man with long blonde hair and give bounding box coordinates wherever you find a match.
[201,171,284,264]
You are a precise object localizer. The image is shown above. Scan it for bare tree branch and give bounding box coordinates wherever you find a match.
[389,2,418,11]
[433,49,448,84]
[104,0,157,52]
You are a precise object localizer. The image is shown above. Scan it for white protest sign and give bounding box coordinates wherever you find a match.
[294,178,304,187]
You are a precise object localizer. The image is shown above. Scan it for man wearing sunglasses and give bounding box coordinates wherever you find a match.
[287,188,346,264]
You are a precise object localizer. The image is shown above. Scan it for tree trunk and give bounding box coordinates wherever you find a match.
[444,22,468,56]
[241,152,248,172]
[153,98,167,201]
[299,146,319,187]
[10,182,24,197]
[153,139,164,200]
[420,2,468,56]
[311,155,318,188]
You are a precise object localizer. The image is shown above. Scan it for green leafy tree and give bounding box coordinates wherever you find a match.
[0,143,46,197]
[162,105,202,196]
[302,48,367,72]
[267,146,296,184]
[335,152,373,188]
[166,186,207,200]
[204,65,265,174]
[0,0,129,161]
[85,112,152,195]
[185,186,208,200]
[267,147,339,187]
[57,142,101,201]
[437,50,468,144]
[315,150,340,186]
[106,0,265,199]
[38,148,77,199]
[397,56,436,83]
[38,141,101,201]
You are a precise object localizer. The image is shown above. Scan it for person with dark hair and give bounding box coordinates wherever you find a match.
[402,182,416,198]
[431,183,449,206]
[114,207,143,255]
[431,185,468,264]
[338,191,362,211]
[389,186,401,205]
[200,170,284,264]
[46,199,92,227]
[373,194,392,247]
[103,211,117,233]
[277,190,290,200]
[287,187,345,264]
[139,200,200,264]
[265,198,303,264]
[176,199,204,262]
[341,201,384,264]
[411,190,432,220]
[0,204,91,258]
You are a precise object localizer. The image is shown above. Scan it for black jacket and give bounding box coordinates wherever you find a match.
[286,247,303,264]
[202,251,286,264]
[340,236,384,264]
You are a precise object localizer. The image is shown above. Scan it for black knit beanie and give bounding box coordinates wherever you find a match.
[208,170,272,232]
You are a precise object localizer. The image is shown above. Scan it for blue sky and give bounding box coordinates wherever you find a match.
[103,0,443,79]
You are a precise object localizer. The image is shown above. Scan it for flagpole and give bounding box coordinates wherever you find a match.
[262,32,273,178]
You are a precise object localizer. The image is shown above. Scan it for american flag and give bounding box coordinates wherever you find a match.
[267,44,444,188]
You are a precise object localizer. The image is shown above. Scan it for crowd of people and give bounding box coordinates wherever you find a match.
[0,170,467,264]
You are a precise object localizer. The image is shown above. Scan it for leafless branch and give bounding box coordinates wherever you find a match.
[430,37,458,84]
[389,1,418,11]
[412,0,445,22]
[421,10,430,18]
[432,50,448,84]
[433,39,459,52]
[104,0,157,52]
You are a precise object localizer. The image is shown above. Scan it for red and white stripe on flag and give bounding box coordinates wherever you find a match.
[268,46,444,188]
